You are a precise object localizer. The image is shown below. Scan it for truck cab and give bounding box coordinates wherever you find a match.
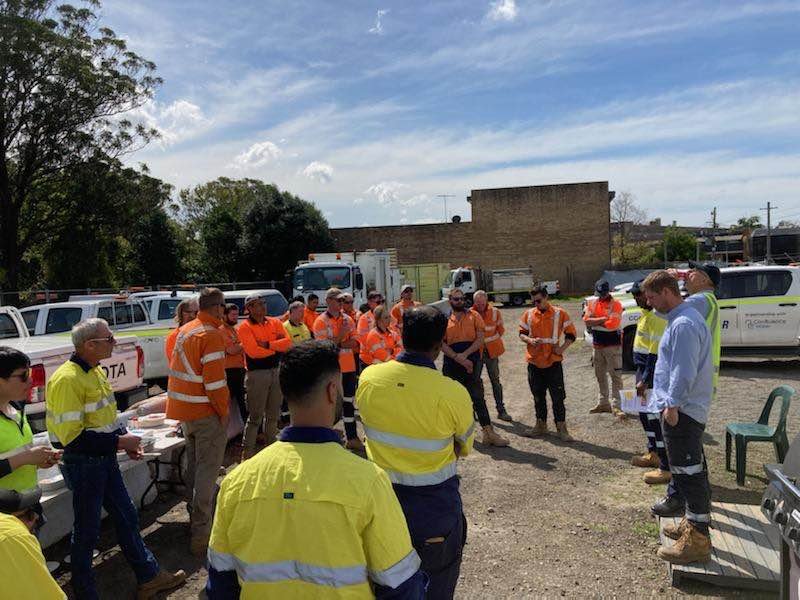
[20,297,151,336]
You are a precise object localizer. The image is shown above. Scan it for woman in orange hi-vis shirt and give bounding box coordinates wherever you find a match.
[360,305,401,366]
[165,298,199,363]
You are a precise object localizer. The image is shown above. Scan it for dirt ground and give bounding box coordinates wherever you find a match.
[47,301,800,599]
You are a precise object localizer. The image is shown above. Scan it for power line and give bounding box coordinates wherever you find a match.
[760,202,777,264]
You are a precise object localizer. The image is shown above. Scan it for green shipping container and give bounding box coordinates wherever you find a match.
[398,263,451,304]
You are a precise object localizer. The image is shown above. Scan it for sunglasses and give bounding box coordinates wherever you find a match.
[89,334,115,343]
[451,297,465,302]
[8,369,30,382]
[342,300,354,305]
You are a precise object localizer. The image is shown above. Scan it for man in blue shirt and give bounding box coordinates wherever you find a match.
[642,271,713,565]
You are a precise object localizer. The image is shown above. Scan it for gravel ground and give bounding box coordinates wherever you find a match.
[47,301,800,599]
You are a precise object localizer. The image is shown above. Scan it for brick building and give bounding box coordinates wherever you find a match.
[332,181,613,293]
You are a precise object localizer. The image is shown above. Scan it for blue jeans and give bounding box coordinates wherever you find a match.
[61,454,160,600]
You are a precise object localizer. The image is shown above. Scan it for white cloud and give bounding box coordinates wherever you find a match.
[487,0,518,22]
[230,141,283,169]
[302,161,334,183]
[369,9,389,34]
[352,197,365,205]
[365,181,409,205]
[132,99,210,146]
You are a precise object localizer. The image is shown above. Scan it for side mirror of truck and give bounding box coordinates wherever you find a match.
[355,273,364,291]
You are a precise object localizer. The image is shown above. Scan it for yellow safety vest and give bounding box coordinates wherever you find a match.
[632,309,667,356]
[0,513,66,599]
[357,359,475,486]
[208,436,420,598]
[703,291,721,397]
[45,361,118,447]
[0,406,36,492]
[282,320,312,344]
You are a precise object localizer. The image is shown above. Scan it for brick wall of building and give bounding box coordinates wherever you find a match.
[332,181,611,293]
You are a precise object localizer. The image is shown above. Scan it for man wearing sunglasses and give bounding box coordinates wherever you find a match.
[47,319,186,599]
[519,285,577,441]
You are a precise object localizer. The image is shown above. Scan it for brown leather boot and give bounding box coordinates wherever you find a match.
[555,422,574,442]
[589,402,612,414]
[482,425,509,447]
[644,469,672,485]
[137,569,187,600]
[657,523,711,564]
[631,451,660,468]
[662,517,688,541]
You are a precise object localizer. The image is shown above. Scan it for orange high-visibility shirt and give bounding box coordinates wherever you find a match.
[313,311,356,373]
[445,310,484,346]
[360,328,401,365]
[344,309,361,351]
[166,313,230,422]
[356,310,375,343]
[219,323,245,370]
[471,305,505,359]
[237,317,292,370]
[164,328,179,363]
[303,307,318,332]
[390,299,422,330]
[583,296,623,347]
[519,304,577,368]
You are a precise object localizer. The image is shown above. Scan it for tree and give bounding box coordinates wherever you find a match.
[777,219,799,229]
[610,191,648,263]
[196,205,246,282]
[656,227,702,262]
[0,0,161,292]
[732,215,761,233]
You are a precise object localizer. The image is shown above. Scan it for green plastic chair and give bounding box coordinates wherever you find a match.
[725,385,794,486]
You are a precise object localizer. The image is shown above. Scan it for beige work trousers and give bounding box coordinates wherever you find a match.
[244,367,282,451]
[182,414,226,541]
[593,345,624,408]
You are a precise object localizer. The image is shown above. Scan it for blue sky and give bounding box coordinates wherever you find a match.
[105,0,800,228]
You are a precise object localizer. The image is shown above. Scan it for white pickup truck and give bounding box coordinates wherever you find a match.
[0,305,147,432]
[584,265,800,369]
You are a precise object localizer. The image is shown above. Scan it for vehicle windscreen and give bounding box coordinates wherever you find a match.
[45,307,83,334]
[0,314,20,339]
[157,299,183,321]
[226,294,288,318]
[293,267,351,291]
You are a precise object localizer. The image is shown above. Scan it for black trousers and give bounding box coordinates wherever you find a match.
[443,357,491,427]
[527,362,566,423]
[342,371,358,440]
[225,368,247,424]
[414,513,466,600]
[662,411,711,534]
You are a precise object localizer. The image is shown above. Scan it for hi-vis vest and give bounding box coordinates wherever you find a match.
[360,328,400,365]
[0,407,36,492]
[633,309,667,356]
[472,305,505,359]
[46,361,118,448]
[208,437,420,598]
[313,312,356,373]
[357,360,475,487]
[702,291,721,397]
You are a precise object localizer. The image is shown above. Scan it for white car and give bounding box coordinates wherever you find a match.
[584,265,800,368]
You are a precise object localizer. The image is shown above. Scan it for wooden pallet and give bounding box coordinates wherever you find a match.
[659,502,780,591]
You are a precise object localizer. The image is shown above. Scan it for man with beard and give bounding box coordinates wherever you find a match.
[442,289,508,447]
[207,341,425,599]
[358,306,475,599]
[220,303,247,426]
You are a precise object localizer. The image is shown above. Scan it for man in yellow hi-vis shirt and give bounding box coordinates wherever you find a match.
[358,306,475,599]
[206,340,425,599]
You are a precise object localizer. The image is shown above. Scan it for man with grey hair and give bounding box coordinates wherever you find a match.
[470,290,511,421]
[47,318,186,600]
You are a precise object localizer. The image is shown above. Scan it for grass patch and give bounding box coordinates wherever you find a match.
[632,520,660,540]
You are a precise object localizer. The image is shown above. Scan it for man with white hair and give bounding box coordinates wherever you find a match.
[47,318,186,600]
[470,290,511,421]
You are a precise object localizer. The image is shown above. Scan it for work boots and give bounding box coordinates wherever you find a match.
[137,569,188,600]
[644,469,672,485]
[482,425,509,447]
[657,523,711,564]
[589,402,612,414]
[555,422,574,442]
[530,419,549,436]
[631,451,660,468]
[662,517,689,541]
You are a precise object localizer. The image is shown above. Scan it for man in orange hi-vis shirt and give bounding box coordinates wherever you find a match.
[166,287,230,558]
[470,290,511,422]
[390,284,422,333]
[237,294,292,459]
[583,279,625,417]
[313,288,361,450]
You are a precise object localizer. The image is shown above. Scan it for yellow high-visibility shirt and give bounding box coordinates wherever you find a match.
[0,406,36,492]
[45,360,118,447]
[208,427,421,599]
[633,309,667,356]
[0,513,66,599]
[357,355,475,487]
[282,320,312,344]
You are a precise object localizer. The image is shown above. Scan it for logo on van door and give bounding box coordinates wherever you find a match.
[101,362,127,379]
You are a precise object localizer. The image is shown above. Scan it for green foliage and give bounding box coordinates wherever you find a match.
[655,227,703,262]
[733,215,762,232]
[611,234,658,268]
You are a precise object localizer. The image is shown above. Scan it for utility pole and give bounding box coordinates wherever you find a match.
[710,207,717,261]
[436,194,455,223]
[760,201,776,264]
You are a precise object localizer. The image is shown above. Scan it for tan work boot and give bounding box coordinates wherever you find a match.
[482,425,509,447]
[522,419,548,437]
[631,451,660,468]
[555,422,574,442]
[644,469,672,485]
[589,402,612,414]
[657,524,711,564]
[663,517,689,541]
[613,408,629,420]
[190,535,208,558]
[137,569,188,600]
[345,437,366,451]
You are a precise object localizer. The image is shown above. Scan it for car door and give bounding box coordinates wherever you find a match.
[716,272,742,346]
[737,269,796,346]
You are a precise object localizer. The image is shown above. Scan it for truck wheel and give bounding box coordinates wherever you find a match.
[622,327,635,372]
[511,294,524,307]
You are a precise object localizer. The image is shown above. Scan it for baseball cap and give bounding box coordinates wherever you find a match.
[326,287,344,300]
[629,280,644,295]
[688,261,721,288]
[244,294,264,306]
[0,487,41,515]
[401,284,414,293]
[595,279,611,294]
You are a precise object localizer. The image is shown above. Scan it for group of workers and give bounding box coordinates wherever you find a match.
[0,260,722,598]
